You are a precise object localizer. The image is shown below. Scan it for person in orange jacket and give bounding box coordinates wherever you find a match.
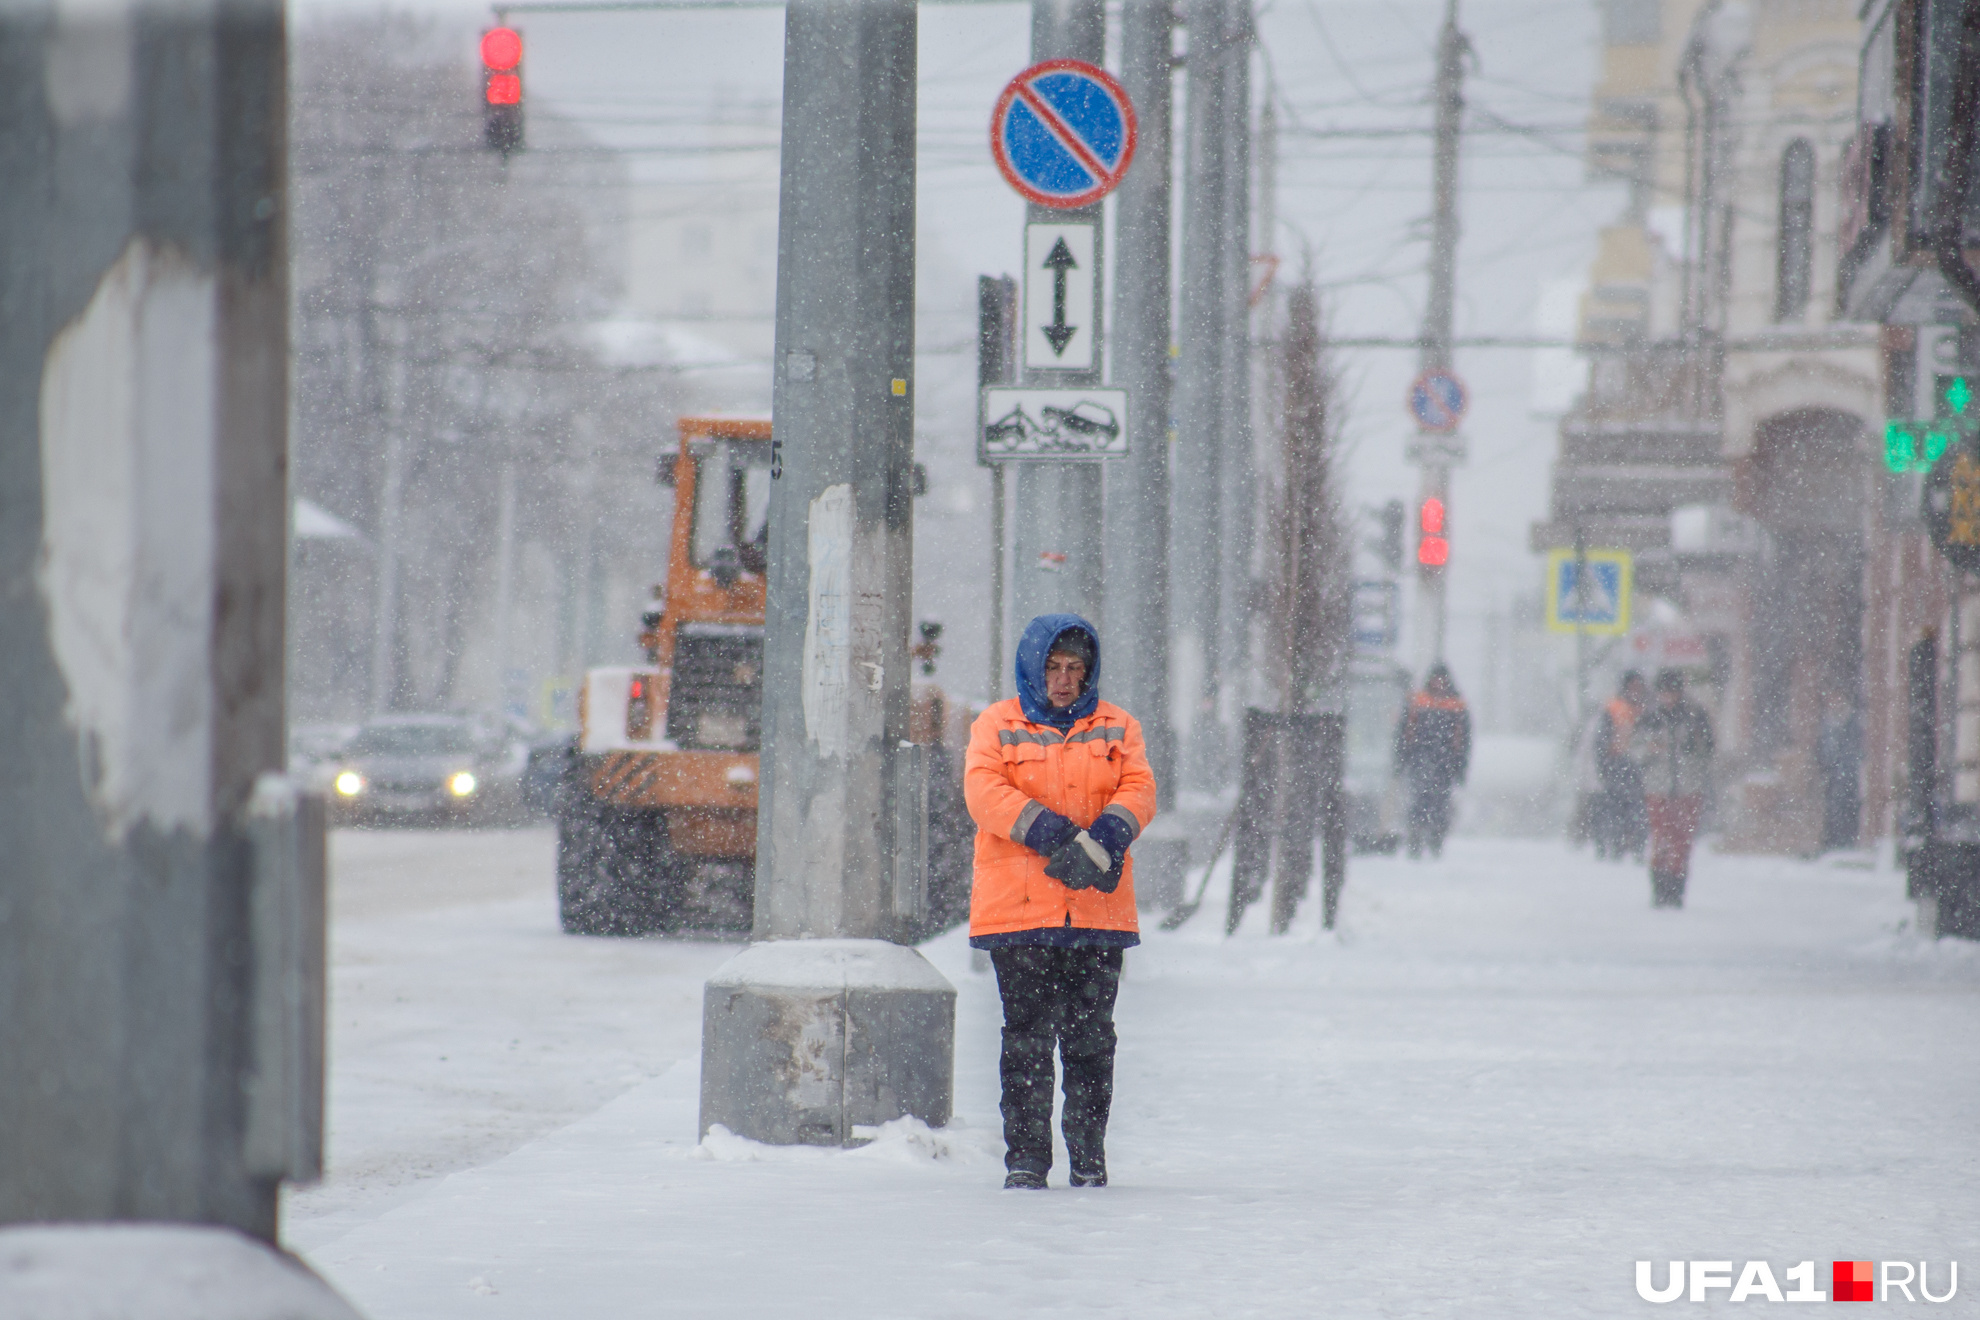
[1393,664,1471,858]
[964,613,1157,1191]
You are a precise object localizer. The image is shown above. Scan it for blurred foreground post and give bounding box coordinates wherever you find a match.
[0,0,346,1309]
[698,0,956,1148]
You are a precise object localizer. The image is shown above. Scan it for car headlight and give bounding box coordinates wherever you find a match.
[334,770,364,797]
[448,771,477,798]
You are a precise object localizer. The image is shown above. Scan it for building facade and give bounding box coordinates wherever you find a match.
[1537,0,1894,853]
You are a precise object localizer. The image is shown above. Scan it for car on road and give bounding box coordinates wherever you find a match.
[327,714,518,825]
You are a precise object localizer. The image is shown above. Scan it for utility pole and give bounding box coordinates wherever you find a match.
[1216,0,1256,737]
[1010,0,1107,629]
[980,274,1017,703]
[494,456,519,715]
[1412,0,1467,674]
[700,0,955,1148]
[0,0,339,1305]
[1175,0,1231,789]
[369,326,408,713]
[1108,0,1178,799]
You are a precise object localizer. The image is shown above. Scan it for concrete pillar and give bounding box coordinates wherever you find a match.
[699,0,955,1147]
[1174,0,1231,788]
[1108,0,1179,805]
[1215,0,1255,732]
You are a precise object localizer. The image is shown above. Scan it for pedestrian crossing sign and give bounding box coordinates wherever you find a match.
[1545,548,1632,636]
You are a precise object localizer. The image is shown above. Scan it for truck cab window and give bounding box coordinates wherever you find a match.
[691,441,773,573]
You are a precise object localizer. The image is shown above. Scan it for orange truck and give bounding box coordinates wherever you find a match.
[555,415,972,936]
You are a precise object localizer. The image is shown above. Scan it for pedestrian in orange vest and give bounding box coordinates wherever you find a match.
[964,613,1157,1190]
[1393,664,1471,858]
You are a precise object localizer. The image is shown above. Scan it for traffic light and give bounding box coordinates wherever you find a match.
[481,27,523,155]
[1378,498,1405,572]
[1417,496,1449,571]
[1885,420,1955,474]
[1937,373,1978,422]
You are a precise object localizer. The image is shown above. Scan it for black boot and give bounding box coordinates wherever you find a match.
[1650,871,1684,908]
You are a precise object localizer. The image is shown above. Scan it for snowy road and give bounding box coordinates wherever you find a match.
[291,831,1980,1317]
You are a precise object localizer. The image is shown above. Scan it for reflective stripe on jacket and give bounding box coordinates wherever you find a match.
[963,697,1157,940]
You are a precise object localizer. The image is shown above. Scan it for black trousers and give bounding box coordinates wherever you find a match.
[990,946,1123,1177]
[1405,779,1454,857]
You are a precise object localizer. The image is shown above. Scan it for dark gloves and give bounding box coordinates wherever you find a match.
[1029,807,1134,894]
[1084,812,1134,867]
[1022,807,1080,857]
[1045,832,1117,892]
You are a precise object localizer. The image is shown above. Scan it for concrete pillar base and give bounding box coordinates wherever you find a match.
[0,1223,364,1319]
[699,939,956,1147]
[1132,820,1191,910]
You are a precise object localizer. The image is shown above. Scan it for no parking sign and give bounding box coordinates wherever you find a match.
[990,60,1137,209]
[1408,367,1468,433]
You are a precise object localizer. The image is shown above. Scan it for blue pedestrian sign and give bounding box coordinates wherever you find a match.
[1408,368,1469,433]
[1544,548,1633,636]
[991,60,1138,210]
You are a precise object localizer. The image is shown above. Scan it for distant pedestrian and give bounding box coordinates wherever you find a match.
[1394,664,1471,858]
[964,614,1157,1191]
[1634,669,1714,908]
[1592,671,1649,860]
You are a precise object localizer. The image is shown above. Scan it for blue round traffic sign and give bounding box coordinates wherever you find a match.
[1408,368,1468,433]
[990,60,1138,210]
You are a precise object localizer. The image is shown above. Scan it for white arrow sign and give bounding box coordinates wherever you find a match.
[1024,222,1097,372]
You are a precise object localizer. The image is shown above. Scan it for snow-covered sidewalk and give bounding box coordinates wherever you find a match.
[293,834,1980,1317]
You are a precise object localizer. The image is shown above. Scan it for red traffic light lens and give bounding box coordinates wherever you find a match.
[485,73,521,105]
[481,27,522,72]
[1419,497,1445,535]
[1418,535,1449,567]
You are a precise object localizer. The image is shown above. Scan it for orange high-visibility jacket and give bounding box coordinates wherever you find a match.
[963,697,1158,940]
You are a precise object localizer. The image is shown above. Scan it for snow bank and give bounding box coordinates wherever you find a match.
[0,1223,361,1320]
[687,1116,999,1166]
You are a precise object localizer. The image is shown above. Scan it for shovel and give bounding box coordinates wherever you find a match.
[1158,805,1240,931]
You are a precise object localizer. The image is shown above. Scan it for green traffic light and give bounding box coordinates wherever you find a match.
[1941,374,1975,419]
[1883,420,1958,474]
[1886,420,1915,473]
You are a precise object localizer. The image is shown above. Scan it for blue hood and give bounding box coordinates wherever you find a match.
[1015,613,1100,729]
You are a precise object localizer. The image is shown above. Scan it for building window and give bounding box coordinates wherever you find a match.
[1775,139,1815,321]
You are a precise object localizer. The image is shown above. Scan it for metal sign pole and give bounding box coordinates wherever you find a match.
[1411,0,1466,674]
[1011,0,1108,629]
[1574,525,1589,736]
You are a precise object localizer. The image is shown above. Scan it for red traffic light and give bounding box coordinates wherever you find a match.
[1418,497,1448,567]
[481,27,522,71]
[481,27,524,152]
